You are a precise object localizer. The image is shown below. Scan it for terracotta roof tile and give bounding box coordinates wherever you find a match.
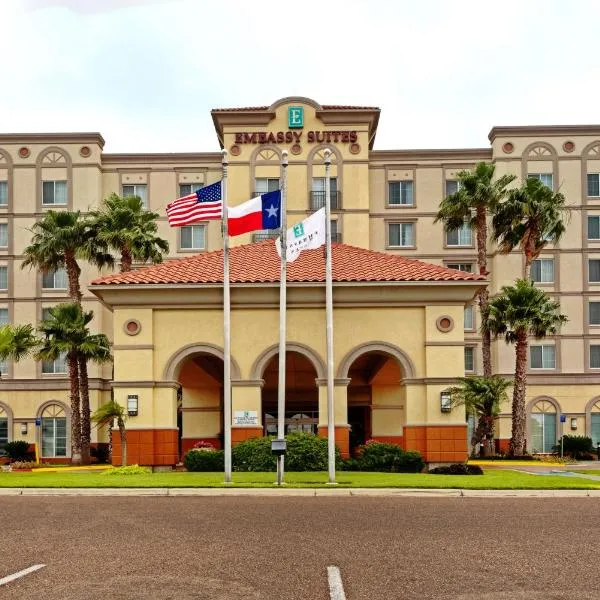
[321,105,380,110]
[91,242,485,287]
[211,106,269,112]
[211,105,379,113]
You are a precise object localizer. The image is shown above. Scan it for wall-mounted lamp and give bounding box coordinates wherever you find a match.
[127,394,138,417]
[570,418,578,430]
[20,423,28,435]
[440,391,452,413]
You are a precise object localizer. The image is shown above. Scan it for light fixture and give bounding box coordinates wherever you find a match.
[127,394,138,417]
[20,423,28,435]
[440,391,452,413]
[570,418,577,430]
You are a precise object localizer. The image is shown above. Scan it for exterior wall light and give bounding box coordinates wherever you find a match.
[440,391,452,413]
[570,417,577,430]
[127,394,138,417]
[21,423,28,435]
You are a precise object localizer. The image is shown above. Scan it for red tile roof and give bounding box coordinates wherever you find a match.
[91,242,485,286]
[211,105,379,113]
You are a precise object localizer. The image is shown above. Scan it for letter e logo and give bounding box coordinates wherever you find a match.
[288,106,304,129]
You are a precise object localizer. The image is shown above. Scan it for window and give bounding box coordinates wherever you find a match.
[0,224,7,248]
[530,411,556,453]
[42,352,67,374]
[447,263,473,273]
[180,225,206,250]
[122,184,148,208]
[42,181,67,205]
[0,182,7,206]
[591,405,600,447]
[311,178,338,210]
[0,266,7,290]
[256,178,280,194]
[445,180,462,196]
[530,345,556,369]
[0,360,7,376]
[464,305,474,330]
[41,307,52,322]
[446,222,472,246]
[42,268,67,289]
[588,174,600,198]
[590,302,600,325]
[0,308,8,325]
[0,407,8,455]
[589,259,600,283]
[590,345,600,369]
[530,258,554,283]
[528,173,553,189]
[179,183,204,197]
[388,181,414,206]
[464,346,475,372]
[588,216,600,240]
[388,223,414,247]
[41,404,67,458]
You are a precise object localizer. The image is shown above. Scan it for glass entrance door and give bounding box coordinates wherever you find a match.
[264,411,318,436]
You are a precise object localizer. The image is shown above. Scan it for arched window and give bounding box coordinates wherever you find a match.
[589,399,600,448]
[0,404,10,454]
[41,403,68,458]
[529,398,557,453]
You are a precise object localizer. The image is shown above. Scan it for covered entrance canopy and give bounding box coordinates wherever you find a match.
[91,241,486,465]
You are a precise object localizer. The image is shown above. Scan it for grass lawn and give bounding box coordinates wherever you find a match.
[1,470,600,489]
[573,470,600,476]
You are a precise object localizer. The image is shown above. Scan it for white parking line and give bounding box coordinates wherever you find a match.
[0,564,46,587]
[327,565,347,600]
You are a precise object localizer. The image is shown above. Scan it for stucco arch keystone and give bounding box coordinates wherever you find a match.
[163,343,241,381]
[250,342,326,380]
[336,342,416,380]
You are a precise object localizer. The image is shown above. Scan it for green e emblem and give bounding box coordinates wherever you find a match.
[293,223,305,238]
[288,106,304,129]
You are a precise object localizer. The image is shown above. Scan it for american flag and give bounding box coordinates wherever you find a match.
[166,181,223,227]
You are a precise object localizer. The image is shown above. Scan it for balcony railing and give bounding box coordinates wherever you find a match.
[252,230,280,243]
[310,190,341,211]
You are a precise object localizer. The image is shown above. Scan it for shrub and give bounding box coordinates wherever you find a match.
[232,436,276,472]
[184,448,224,472]
[554,435,595,459]
[429,464,483,475]
[338,457,361,471]
[10,460,38,470]
[103,465,152,475]
[4,441,31,461]
[357,441,424,473]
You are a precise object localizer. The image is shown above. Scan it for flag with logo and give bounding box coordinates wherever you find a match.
[275,207,326,263]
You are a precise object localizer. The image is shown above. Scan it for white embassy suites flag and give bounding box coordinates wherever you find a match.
[276,207,326,263]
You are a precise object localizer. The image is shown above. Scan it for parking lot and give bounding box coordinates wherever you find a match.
[1,496,599,599]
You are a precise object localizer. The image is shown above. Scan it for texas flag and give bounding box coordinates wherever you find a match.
[228,190,282,237]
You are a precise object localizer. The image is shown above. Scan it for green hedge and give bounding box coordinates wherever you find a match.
[184,449,225,472]
[355,441,425,473]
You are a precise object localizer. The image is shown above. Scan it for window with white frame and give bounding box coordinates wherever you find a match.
[447,263,473,273]
[42,351,67,374]
[42,181,67,205]
[590,345,600,369]
[589,302,600,326]
[256,178,280,194]
[464,346,475,372]
[311,178,338,210]
[42,268,67,289]
[0,182,7,206]
[180,225,206,250]
[588,174,600,197]
[591,401,600,447]
[0,406,8,454]
[445,180,462,196]
[589,259,600,283]
[388,181,414,206]
[41,307,52,322]
[446,222,472,246]
[41,404,67,458]
[530,258,554,283]
[530,345,556,369]
[0,308,8,325]
[464,305,474,330]
[588,216,600,240]
[0,224,7,248]
[122,184,148,208]
[388,223,414,247]
[179,183,204,197]
[530,399,557,453]
[0,266,7,291]
[528,173,553,189]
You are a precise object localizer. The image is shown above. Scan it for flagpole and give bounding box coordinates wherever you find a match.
[276,150,289,486]
[222,149,232,484]
[324,149,336,485]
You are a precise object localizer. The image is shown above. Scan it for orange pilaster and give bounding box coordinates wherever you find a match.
[112,429,179,466]
[231,427,263,445]
[404,425,468,464]
[317,425,350,458]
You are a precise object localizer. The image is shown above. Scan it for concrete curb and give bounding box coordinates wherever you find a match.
[2,487,600,497]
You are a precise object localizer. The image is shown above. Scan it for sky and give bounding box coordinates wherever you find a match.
[1,0,599,153]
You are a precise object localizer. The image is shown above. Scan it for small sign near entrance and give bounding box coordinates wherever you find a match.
[560,414,566,423]
[234,410,259,426]
[35,417,41,427]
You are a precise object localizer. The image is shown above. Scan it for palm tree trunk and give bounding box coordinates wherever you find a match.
[78,354,91,465]
[475,208,492,379]
[121,246,132,273]
[68,351,82,465]
[65,251,82,304]
[511,332,529,456]
[118,416,127,466]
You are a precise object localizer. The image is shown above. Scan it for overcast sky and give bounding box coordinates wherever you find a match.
[2,0,599,152]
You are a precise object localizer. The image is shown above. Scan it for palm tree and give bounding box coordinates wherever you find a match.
[493,177,568,278]
[447,375,510,457]
[22,211,113,304]
[435,162,516,377]
[0,324,40,363]
[91,401,127,466]
[483,280,567,456]
[90,194,169,272]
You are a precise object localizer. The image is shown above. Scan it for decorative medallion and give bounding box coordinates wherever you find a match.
[349,143,361,155]
[563,141,575,153]
[291,143,302,155]
[79,145,91,158]
[436,315,454,333]
[502,142,514,154]
[18,147,30,158]
[123,319,141,336]
[229,145,241,156]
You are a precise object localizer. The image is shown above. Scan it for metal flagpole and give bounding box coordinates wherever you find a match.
[276,150,289,485]
[324,150,336,484]
[222,149,232,484]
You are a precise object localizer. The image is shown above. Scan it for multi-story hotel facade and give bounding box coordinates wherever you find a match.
[1,96,600,465]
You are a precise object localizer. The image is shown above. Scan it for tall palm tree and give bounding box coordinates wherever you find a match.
[0,324,40,363]
[22,211,113,303]
[90,194,169,272]
[493,177,568,278]
[483,280,567,456]
[91,401,127,466]
[447,375,510,457]
[435,162,516,377]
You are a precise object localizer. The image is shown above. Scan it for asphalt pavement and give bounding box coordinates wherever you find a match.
[1,497,599,599]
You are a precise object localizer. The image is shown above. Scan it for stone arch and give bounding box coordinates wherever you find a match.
[0,401,13,445]
[307,144,343,211]
[0,149,13,167]
[585,396,600,439]
[250,342,326,380]
[162,343,241,381]
[37,399,71,458]
[269,96,323,111]
[0,149,14,210]
[521,142,558,189]
[36,146,73,208]
[249,145,284,196]
[37,399,70,418]
[581,141,600,200]
[582,140,600,157]
[526,395,561,452]
[336,341,416,380]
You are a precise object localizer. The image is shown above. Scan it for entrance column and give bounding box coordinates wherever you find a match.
[316,377,350,458]
[231,379,264,444]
